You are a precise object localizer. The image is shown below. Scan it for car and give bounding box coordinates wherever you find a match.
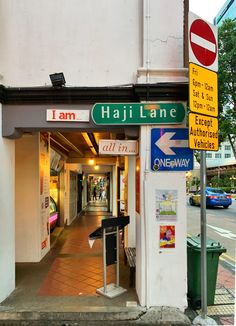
[189,187,232,209]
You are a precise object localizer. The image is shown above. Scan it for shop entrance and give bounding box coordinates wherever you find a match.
[11,128,138,308]
[2,101,139,307]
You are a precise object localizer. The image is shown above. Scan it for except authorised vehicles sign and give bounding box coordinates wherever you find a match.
[151,128,193,171]
[188,112,218,151]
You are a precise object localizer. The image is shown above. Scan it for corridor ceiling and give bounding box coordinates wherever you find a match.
[50,130,133,172]
[50,131,127,158]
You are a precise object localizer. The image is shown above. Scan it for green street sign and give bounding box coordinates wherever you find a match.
[91,103,186,125]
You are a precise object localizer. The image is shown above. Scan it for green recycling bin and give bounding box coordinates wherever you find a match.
[187,235,226,309]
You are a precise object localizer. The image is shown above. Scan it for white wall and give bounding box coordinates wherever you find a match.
[15,134,41,262]
[145,172,187,309]
[0,0,142,87]
[0,105,15,302]
[138,0,187,83]
[143,0,184,69]
[137,125,188,310]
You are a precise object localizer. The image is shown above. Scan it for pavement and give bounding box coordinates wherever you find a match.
[186,261,235,325]
[0,201,234,325]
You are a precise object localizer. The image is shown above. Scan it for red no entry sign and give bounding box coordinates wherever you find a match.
[189,12,218,72]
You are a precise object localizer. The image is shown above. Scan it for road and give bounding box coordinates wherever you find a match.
[187,197,236,271]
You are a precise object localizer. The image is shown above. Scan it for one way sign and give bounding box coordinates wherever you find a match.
[151,128,193,171]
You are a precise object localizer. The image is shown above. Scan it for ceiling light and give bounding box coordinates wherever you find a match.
[81,132,98,155]
[94,165,99,171]
[89,159,95,165]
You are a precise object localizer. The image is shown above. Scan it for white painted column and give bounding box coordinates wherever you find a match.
[15,134,40,262]
[112,165,117,216]
[59,167,66,226]
[137,125,188,311]
[136,126,148,306]
[15,133,50,262]
[82,174,87,209]
[125,155,136,247]
[0,105,15,302]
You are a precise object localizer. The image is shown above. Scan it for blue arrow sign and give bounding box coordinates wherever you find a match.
[151,128,194,171]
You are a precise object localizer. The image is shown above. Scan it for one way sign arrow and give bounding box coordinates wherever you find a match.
[151,128,193,171]
[155,132,189,155]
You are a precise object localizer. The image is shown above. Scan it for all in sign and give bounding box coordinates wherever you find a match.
[189,12,218,72]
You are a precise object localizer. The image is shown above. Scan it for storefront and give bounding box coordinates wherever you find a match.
[0,82,189,309]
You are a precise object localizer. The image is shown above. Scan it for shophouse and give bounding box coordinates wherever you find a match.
[0,0,189,310]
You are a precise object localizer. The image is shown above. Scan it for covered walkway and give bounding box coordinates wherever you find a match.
[1,201,138,312]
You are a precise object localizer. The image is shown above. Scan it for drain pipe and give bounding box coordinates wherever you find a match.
[143,0,151,308]
[145,0,151,83]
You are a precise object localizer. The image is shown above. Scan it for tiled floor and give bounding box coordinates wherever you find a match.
[38,201,118,297]
[217,264,235,289]
[210,264,235,325]
[38,256,116,296]
[0,200,137,312]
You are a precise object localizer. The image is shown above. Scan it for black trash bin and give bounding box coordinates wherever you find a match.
[187,234,226,309]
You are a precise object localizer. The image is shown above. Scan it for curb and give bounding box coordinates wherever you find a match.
[0,307,191,326]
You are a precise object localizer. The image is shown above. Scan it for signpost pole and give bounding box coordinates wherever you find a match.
[200,151,207,318]
[189,12,218,325]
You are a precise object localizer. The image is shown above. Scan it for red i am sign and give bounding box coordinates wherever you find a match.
[189,12,218,72]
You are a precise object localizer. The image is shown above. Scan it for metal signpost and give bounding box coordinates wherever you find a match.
[189,12,218,325]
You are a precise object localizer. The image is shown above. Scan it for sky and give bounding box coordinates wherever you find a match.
[189,0,226,23]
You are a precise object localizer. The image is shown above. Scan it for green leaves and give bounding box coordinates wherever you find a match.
[218,18,236,157]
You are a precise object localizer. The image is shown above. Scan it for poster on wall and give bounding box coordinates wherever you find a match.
[40,133,50,256]
[159,225,175,249]
[155,189,177,221]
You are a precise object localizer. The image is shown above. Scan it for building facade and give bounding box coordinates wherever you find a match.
[214,0,236,25]
[0,0,189,310]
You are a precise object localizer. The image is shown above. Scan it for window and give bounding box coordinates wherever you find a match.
[225,154,231,158]
[215,153,221,158]
[225,145,231,151]
[206,153,212,158]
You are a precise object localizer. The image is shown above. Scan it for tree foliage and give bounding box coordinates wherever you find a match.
[218,18,236,158]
